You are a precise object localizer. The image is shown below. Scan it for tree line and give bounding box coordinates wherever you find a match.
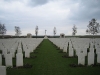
[0,18,100,38]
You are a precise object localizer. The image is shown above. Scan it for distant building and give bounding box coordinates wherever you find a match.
[27,33,32,38]
[60,33,65,38]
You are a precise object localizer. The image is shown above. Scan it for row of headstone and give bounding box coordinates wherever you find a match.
[49,38,70,49]
[21,38,43,58]
[78,52,95,65]
[75,48,100,65]
[0,38,43,75]
[49,38,100,66]
[0,38,43,68]
[0,53,23,67]
[0,38,43,58]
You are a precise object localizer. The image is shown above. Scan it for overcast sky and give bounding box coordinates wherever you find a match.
[0,0,100,36]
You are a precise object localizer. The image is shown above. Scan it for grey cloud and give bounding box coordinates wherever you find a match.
[29,0,49,6]
[1,0,100,35]
[4,0,11,1]
[69,0,100,22]
[80,0,100,8]
[4,0,24,1]
[4,0,49,6]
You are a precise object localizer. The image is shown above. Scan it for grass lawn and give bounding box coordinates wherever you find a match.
[7,39,100,75]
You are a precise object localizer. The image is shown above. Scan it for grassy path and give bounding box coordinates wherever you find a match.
[7,39,100,75]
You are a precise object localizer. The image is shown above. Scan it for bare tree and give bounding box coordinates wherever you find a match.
[72,25,77,35]
[0,23,7,37]
[35,26,38,38]
[86,18,100,35]
[86,18,100,45]
[15,26,21,36]
[53,27,56,37]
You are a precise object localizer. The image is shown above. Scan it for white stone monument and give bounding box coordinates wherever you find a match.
[78,52,85,65]
[75,48,79,56]
[97,52,100,63]
[28,45,33,52]
[88,52,94,65]
[83,48,87,56]
[96,48,100,54]
[16,53,23,67]
[59,42,62,49]
[69,47,74,57]
[25,49,30,58]
[44,30,48,39]
[11,48,15,58]
[0,54,2,66]
[2,49,7,58]
[0,66,6,75]
[90,48,94,53]
[33,44,36,51]
[63,45,67,53]
[17,48,22,53]
[5,54,13,67]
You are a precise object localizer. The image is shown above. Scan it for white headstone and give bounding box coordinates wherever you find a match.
[60,43,63,49]
[10,48,15,58]
[0,54,2,66]
[28,45,33,52]
[63,45,67,53]
[17,48,22,53]
[69,47,74,57]
[75,48,82,56]
[97,52,100,63]
[5,54,13,67]
[90,48,94,53]
[32,46,36,51]
[2,49,7,58]
[23,46,27,52]
[96,48,100,54]
[25,49,30,58]
[78,52,85,65]
[16,53,23,67]
[90,43,94,48]
[88,52,94,65]
[83,48,87,56]
[0,66,6,75]
[75,48,79,56]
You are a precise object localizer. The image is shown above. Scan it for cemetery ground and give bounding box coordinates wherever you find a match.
[2,39,100,75]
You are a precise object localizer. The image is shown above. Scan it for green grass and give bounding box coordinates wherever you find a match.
[7,39,100,75]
